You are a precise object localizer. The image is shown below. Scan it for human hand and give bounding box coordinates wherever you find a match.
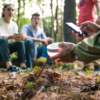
[72,21,100,38]
[96,16,100,25]
[46,37,53,44]
[12,33,22,42]
[22,35,27,40]
[41,39,48,46]
[72,31,86,38]
[50,42,76,63]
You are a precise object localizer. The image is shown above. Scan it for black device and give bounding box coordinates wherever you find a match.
[65,22,87,36]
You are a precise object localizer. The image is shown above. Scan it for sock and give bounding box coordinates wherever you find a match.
[22,66,27,69]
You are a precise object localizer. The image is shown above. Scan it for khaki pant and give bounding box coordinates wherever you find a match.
[77,37,100,68]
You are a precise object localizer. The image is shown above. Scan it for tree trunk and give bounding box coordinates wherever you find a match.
[51,0,54,39]
[61,15,64,42]
[64,0,76,43]
[56,0,60,42]
[17,0,21,32]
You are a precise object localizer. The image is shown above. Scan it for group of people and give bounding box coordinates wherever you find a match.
[0,4,53,72]
[1,0,100,72]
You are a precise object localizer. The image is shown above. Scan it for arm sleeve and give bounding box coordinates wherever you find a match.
[21,27,29,35]
[75,31,100,63]
[41,31,46,38]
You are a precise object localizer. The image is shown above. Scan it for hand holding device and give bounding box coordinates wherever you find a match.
[65,22,88,37]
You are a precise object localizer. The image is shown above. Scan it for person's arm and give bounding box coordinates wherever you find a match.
[75,31,100,63]
[22,32,43,42]
[21,26,44,42]
[72,21,100,38]
[42,36,53,44]
[51,21,100,63]
[21,29,51,46]
[95,1,100,25]
[51,32,100,63]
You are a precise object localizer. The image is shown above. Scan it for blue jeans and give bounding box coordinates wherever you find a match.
[0,38,26,64]
[24,39,54,67]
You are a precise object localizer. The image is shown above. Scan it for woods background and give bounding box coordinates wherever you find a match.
[0,0,98,43]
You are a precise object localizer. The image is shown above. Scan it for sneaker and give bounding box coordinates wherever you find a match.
[22,66,27,69]
[7,65,17,72]
[81,66,87,71]
[94,66,100,71]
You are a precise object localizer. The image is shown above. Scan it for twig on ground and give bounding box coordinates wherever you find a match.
[36,63,46,81]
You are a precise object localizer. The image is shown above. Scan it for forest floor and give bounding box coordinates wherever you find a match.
[0,58,100,100]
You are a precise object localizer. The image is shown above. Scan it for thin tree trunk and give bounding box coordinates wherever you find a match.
[17,0,21,32]
[56,0,60,42]
[51,0,54,39]
[55,0,60,42]
[60,0,64,42]
[23,0,25,24]
[61,15,64,42]
[64,0,76,43]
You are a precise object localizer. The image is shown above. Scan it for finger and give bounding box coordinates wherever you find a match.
[58,42,65,48]
[56,58,61,62]
[76,34,82,38]
[83,34,86,38]
[80,22,87,30]
[58,42,63,48]
[72,31,76,34]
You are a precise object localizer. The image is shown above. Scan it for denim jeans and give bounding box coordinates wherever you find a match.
[0,38,26,64]
[24,39,54,67]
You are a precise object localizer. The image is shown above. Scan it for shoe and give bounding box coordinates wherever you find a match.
[22,66,27,69]
[7,65,17,72]
[81,66,87,71]
[94,66,100,71]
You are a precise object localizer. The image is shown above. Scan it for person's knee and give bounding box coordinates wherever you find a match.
[17,41,25,47]
[0,38,8,45]
[24,39,34,47]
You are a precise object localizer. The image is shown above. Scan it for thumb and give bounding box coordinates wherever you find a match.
[58,42,66,48]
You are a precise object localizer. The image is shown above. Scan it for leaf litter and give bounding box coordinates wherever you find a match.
[0,63,100,100]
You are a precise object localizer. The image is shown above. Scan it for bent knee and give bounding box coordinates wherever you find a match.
[17,41,25,47]
[0,38,8,44]
[24,39,34,46]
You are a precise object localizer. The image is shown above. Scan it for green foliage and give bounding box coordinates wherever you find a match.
[85,68,91,74]
[97,76,100,81]
[19,18,30,31]
[14,66,33,72]
[36,0,42,5]
[24,82,34,89]
[33,66,39,70]
[72,69,77,72]
[62,63,74,70]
